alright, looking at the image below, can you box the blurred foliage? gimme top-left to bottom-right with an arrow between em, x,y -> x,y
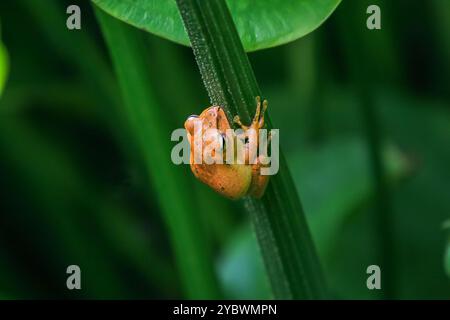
0,21 -> 8,96
0,0 -> 449,299
95,7 -> 222,299
445,221 -> 450,279
218,137 -> 410,299
217,223 -> 271,299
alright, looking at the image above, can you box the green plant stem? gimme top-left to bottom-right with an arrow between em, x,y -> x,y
176,0 -> 326,299
95,7 -> 221,299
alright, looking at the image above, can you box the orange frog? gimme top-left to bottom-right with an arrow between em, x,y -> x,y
184,96 -> 270,199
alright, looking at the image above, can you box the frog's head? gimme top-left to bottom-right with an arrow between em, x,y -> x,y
184,106 -> 229,137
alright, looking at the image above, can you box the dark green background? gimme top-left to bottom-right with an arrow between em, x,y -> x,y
0,0 -> 449,299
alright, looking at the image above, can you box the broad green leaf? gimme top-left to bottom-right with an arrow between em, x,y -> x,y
92,0 -> 341,52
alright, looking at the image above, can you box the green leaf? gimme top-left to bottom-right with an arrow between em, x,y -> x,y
174,0 -> 327,299
92,0 -> 341,52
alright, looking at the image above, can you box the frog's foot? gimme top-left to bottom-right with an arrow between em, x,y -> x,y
234,96 -> 268,130
233,115 -> 249,130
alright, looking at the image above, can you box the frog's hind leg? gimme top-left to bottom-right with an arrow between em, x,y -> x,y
248,156 -> 270,198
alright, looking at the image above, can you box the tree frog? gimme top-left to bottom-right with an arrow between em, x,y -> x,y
184,96 -> 270,200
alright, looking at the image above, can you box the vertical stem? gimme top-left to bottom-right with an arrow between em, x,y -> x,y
176,0 -> 326,299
